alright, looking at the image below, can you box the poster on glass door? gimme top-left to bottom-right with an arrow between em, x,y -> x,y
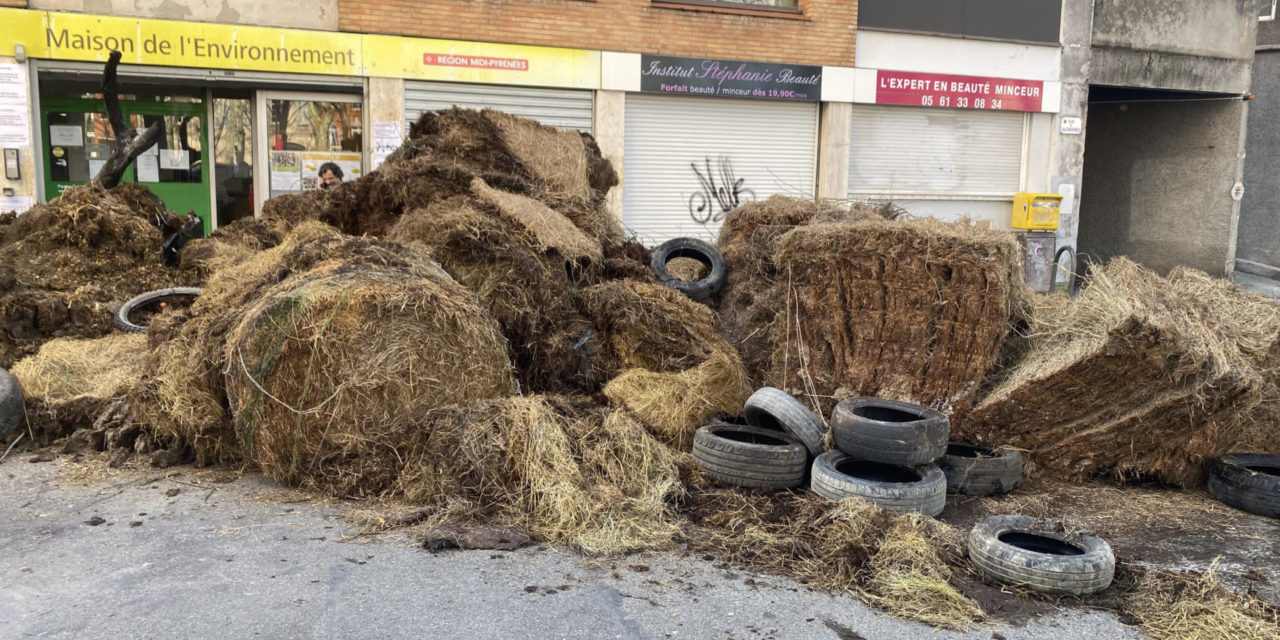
270,151 -> 302,191
300,151 -> 363,190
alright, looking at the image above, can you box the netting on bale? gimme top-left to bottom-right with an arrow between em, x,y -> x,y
957,258 -> 1280,486
768,216 -> 1032,417
0,184 -> 197,367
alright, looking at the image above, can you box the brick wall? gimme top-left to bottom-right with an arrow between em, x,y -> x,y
0,0 -> 29,7
339,0 -> 857,67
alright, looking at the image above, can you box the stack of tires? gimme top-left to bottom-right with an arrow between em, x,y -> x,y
811,398 -> 950,516
690,387 -> 826,490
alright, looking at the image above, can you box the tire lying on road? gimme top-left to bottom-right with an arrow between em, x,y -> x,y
938,442 -> 1023,496
691,422 -> 808,490
830,397 -> 948,465
114,287 -> 203,334
743,387 -> 827,457
968,514 -> 1115,596
1207,454 -> 1280,519
809,450 -> 946,516
0,368 -> 23,441
651,237 -> 727,302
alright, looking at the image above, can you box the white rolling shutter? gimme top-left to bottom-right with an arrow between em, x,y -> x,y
404,81 -> 593,132
623,94 -> 819,245
848,105 -> 1026,198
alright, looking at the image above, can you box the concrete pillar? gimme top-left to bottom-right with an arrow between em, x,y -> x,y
0,56 -> 37,212
364,76 -> 404,170
1047,0 -> 1095,267
817,101 -> 851,201
593,89 -> 625,224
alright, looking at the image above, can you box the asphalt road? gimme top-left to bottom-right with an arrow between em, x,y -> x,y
0,456 -> 1142,640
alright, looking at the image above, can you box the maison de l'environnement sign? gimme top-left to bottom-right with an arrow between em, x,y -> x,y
640,55 -> 822,101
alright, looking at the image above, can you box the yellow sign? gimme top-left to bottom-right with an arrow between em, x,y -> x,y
364,34 -> 600,89
0,8 -> 600,88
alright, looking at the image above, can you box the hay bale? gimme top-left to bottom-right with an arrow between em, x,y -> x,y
715,196 -> 884,386
770,217 -> 1031,416
470,177 -> 602,263
178,216 -> 292,279
959,259 -> 1280,486
387,199 -> 600,393
584,280 -> 751,448
11,334 -> 148,440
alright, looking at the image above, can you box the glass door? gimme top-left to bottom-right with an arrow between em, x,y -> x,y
211,91 -> 254,229
253,91 -> 364,211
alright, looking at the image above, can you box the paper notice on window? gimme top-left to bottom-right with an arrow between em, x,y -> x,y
333,151 -> 362,181
88,158 -> 106,179
159,149 -> 190,170
136,155 -> 160,182
49,125 -> 84,147
372,120 -> 401,170
141,143 -> 159,156
0,63 -> 31,148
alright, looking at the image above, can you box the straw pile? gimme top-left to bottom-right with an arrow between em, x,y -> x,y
767,216 -> 1031,416
957,258 -> 1280,486
584,280 -> 752,449
0,183 -> 197,367
10,333 -> 148,442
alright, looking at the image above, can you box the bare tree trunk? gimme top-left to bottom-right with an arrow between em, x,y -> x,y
92,51 -> 164,190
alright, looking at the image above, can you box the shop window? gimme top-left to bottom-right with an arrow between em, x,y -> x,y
265,98 -> 363,198
132,114 -> 203,184
46,112 -> 117,183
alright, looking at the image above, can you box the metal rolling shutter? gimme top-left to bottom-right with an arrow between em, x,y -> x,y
404,81 -> 594,132
623,94 -> 819,245
848,105 -> 1026,198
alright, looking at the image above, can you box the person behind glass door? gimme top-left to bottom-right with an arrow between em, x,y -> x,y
318,162 -> 344,189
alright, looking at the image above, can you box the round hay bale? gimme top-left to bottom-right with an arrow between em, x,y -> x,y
224,263 -> 515,494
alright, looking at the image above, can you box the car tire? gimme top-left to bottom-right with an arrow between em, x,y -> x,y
743,387 -> 826,457
114,287 -> 202,334
938,442 -> 1023,496
691,422 -> 807,490
0,368 -> 23,441
651,237 -> 727,302
809,451 -> 946,516
830,397 -> 948,465
1207,454 -> 1280,519
968,515 -> 1115,596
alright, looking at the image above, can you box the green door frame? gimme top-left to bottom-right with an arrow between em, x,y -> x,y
40,95 -> 213,234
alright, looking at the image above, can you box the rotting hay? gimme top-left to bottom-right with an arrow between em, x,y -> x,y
223,260 -> 515,494
129,221 -> 475,467
681,490 -> 982,630
387,198 -> 601,393
470,177 -> 602,263
584,280 -> 752,448
10,333 -> 148,441
769,215 -> 1031,417
714,196 -> 853,385
1123,562 -> 1280,640
958,258 -> 1280,487
178,216 -> 292,280
382,395 -> 682,555
0,183 -> 198,367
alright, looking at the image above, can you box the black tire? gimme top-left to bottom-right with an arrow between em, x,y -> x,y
1207,454 -> 1280,519
651,237 -> 727,302
938,442 -> 1023,496
968,515 -> 1115,596
691,422 -> 807,490
0,368 -> 23,442
830,397 -> 948,465
115,287 -> 202,334
743,387 -> 826,457
809,451 -> 946,516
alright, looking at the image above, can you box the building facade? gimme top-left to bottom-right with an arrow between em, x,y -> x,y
0,0 -> 1262,280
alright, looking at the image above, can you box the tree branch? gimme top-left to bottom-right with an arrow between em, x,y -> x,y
93,50 -> 165,190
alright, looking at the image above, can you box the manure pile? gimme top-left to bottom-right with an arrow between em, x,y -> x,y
5,107 -> 1280,638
